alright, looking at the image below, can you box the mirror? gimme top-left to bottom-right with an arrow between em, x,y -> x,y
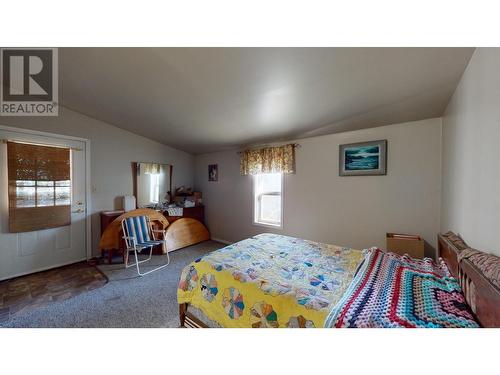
132,162 -> 172,208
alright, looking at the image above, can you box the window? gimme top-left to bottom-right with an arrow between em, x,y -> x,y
7,141 -> 71,233
253,173 -> 283,228
15,180 -> 71,207
149,173 -> 160,203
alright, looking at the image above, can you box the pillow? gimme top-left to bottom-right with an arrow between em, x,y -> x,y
442,231 -> 468,252
458,248 -> 500,289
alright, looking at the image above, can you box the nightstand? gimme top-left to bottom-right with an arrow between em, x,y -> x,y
386,233 -> 424,259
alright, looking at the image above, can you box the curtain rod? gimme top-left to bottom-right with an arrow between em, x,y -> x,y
236,143 -> 300,155
0,139 -> 82,151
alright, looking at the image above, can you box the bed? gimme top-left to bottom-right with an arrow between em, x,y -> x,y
177,233 -> 500,328
178,233 -> 363,327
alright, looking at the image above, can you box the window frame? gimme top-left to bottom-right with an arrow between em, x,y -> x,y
15,179 -> 72,208
252,172 -> 284,229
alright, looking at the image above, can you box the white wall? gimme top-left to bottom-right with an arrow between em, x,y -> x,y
195,118 -> 442,257
441,48 -> 500,256
0,106 -> 194,255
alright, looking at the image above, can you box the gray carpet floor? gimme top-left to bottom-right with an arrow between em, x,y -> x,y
0,240 -> 225,328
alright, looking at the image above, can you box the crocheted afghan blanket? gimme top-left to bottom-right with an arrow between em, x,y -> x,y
324,248 -> 480,328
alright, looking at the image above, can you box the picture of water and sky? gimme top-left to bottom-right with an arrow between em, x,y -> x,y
344,145 -> 380,170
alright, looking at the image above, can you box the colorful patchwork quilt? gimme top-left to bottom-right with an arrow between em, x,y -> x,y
324,248 -> 480,328
177,233 -> 364,328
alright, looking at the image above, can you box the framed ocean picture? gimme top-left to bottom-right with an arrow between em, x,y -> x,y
339,140 -> 387,176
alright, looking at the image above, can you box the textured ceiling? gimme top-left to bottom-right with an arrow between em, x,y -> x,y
59,48 -> 474,154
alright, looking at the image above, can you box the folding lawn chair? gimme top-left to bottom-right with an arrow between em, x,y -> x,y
121,215 -> 170,276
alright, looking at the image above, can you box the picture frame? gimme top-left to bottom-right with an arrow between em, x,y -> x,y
339,140 -> 387,176
208,164 -> 218,181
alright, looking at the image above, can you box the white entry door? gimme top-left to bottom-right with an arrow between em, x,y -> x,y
0,126 -> 89,281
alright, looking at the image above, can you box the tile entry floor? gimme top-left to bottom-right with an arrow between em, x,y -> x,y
0,262 -> 107,324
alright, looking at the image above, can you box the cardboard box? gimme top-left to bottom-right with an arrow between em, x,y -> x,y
386,233 -> 424,259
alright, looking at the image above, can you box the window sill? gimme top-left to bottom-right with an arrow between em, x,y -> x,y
253,221 -> 283,230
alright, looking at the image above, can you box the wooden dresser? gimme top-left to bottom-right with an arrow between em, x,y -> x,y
100,210 -> 125,235
100,210 -> 125,263
163,205 -> 205,225
99,206 -> 206,263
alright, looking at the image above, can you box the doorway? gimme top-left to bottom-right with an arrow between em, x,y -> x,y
0,125 -> 91,281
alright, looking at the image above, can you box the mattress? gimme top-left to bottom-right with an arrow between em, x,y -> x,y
177,233 -> 364,328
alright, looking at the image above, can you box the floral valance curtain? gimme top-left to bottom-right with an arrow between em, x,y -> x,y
240,144 -> 295,175
141,163 -> 161,175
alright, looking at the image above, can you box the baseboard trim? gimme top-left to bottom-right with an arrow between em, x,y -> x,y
211,237 -> 233,245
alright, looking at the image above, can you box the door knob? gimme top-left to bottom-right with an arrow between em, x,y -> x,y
72,208 -> 85,213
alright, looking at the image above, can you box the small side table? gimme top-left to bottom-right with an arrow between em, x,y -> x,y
386,232 -> 424,259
